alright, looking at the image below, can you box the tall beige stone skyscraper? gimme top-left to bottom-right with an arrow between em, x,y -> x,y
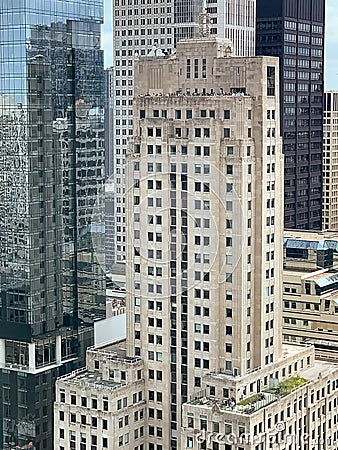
54,37 -> 338,450
107,0 -> 256,265
126,36 -> 283,448
323,91 -> 338,230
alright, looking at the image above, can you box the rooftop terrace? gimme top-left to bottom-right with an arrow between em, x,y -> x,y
137,89 -> 251,99
188,376 -> 312,416
57,368 -> 124,391
187,346 -> 337,416
188,392 -> 278,416
88,342 -> 142,365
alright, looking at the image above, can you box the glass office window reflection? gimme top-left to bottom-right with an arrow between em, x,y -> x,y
0,0 -> 105,447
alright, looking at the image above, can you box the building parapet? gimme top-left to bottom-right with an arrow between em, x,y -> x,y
55,367 -> 88,381
57,369 -> 127,392
87,345 -> 142,365
188,392 -> 279,416
136,90 -> 251,99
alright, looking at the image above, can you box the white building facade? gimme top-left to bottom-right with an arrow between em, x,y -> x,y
207,0 -> 256,56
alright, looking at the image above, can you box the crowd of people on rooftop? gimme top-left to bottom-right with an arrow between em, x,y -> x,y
139,89 -> 249,98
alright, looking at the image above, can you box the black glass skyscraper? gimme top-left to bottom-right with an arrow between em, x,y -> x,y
0,0 -> 105,448
256,0 -> 325,229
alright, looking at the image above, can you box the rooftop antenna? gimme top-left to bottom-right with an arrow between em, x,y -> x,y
199,6 -> 211,38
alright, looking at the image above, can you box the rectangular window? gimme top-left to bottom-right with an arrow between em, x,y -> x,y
267,66 -> 276,96
186,59 -> 191,79
194,59 -> 199,78
202,58 -> 207,78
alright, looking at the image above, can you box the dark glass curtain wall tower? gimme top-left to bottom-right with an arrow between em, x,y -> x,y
256,0 -> 325,230
0,1 -> 105,448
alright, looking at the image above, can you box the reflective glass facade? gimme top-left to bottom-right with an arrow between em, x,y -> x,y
0,0 -> 105,447
256,0 -> 325,230
174,0 -> 204,43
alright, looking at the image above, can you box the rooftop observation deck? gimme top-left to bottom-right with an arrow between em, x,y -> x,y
187,346 -> 338,416
137,88 -> 252,99
188,392 -> 279,416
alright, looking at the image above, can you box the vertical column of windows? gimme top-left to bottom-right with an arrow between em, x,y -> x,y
265,107 -> 277,364
169,163 -> 177,448
194,59 -> 198,79
186,59 -> 191,79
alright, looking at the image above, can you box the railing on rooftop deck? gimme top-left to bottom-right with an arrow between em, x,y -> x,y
188,376 -> 313,415
138,91 -> 251,98
56,367 -> 87,380
87,346 -> 142,365
188,393 -> 278,416
208,364 -> 262,379
315,353 -> 338,363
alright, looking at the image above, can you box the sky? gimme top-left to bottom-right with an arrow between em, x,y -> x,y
102,0 -> 338,90
102,0 -> 113,67
325,0 -> 338,89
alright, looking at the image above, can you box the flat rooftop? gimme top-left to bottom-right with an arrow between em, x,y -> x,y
282,346 -> 338,380
94,340 -> 127,353
301,361 -> 338,380
284,230 -> 338,242
187,346 -> 338,416
305,271 -> 336,281
57,368 -> 124,391
304,271 -> 338,289
88,341 -> 143,365
285,229 -> 338,242
207,344 -> 312,383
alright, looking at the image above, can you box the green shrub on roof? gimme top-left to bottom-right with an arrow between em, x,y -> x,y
238,393 -> 264,407
278,376 -> 308,395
